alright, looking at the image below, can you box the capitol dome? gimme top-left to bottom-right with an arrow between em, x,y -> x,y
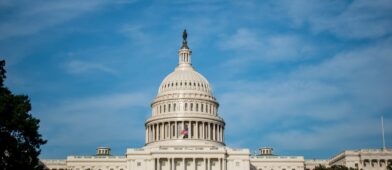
157,64 -> 213,97
145,30 -> 225,147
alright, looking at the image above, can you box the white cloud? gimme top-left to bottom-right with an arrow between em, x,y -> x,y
265,116 -> 392,151
280,0 -> 392,39
65,60 -> 117,75
219,28 -> 317,67
37,91 -> 152,157
0,0 -> 132,40
219,38 -> 392,151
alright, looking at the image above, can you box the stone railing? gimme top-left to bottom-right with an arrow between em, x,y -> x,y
251,156 -> 304,161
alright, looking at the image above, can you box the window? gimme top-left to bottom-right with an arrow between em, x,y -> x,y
164,105 -> 166,112
190,103 -> 193,111
196,103 -> 198,111
137,162 -> 141,166
201,104 -> 204,112
173,104 -> 176,111
185,103 -> 188,111
168,104 -> 171,112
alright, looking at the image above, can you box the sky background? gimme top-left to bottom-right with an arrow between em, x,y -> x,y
1,0 -> 392,159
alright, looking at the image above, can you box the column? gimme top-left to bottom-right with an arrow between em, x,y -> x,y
157,123 -> 160,140
169,122 -> 172,139
160,123 -> 163,140
204,158 -> 206,170
195,122 -> 199,139
219,125 -> 221,142
193,158 -> 196,170
150,125 -> 153,142
146,127 -> 148,143
222,126 -> 224,142
212,124 -> 215,141
175,121 -> 178,139
171,158 -> 174,170
157,158 -> 160,170
219,158 -> 222,170
217,125 -> 220,142
202,122 -> 205,139
164,123 -> 166,139
183,158 -> 185,170
152,124 -> 155,141
207,158 -> 210,170
223,159 -> 226,170
208,123 -> 211,140
189,121 -> 193,139
158,123 -> 161,140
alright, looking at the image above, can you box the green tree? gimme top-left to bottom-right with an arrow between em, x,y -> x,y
0,60 -> 47,170
315,165 -> 328,170
330,165 -> 349,170
387,163 -> 392,170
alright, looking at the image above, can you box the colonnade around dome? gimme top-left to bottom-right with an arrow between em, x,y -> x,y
145,119 -> 225,144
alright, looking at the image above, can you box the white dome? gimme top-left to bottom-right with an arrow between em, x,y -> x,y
157,66 -> 213,96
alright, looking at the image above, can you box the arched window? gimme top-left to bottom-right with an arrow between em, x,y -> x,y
168,104 -> 171,112
173,103 -> 176,111
159,106 -> 162,113
185,103 -> 188,111
190,103 -> 193,111
164,105 -> 166,112
201,104 -> 204,112
196,103 -> 199,111
206,105 -> 209,113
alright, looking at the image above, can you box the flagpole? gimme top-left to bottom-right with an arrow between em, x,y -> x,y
381,116 -> 386,151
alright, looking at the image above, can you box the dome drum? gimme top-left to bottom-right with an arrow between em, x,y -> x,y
151,99 -> 219,116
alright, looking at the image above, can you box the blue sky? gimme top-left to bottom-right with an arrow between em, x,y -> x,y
1,0 -> 392,159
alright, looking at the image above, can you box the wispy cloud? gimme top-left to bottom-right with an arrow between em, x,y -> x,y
65,60 -> 117,75
280,0 -> 392,39
219,28 -> 318,68
38,91 -> 152,158
220,38 -> 392,155
265,116 -> 392,151
0,0 -> 124,40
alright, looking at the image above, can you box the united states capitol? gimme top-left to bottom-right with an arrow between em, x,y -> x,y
42,31 -> 392,170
